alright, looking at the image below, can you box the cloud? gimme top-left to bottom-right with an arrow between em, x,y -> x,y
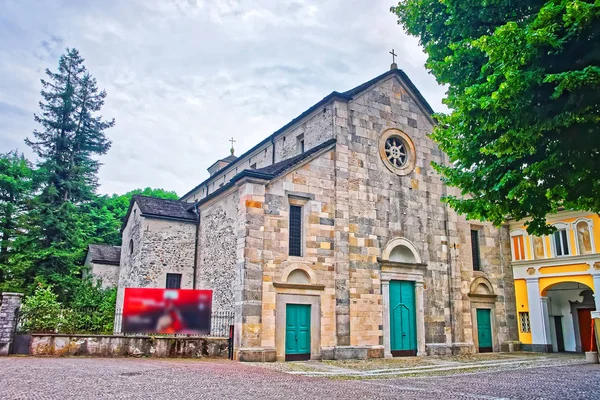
0,0 -> 447,196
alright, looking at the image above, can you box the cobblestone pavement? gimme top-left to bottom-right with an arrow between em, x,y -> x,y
0,357 -> 598,400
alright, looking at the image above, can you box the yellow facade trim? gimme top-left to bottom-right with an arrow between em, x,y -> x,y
514,279 -> 532,344
538,264 -> 590,275
539,275 -> 595,295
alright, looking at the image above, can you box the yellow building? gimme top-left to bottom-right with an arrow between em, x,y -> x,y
510,211 -> 600,352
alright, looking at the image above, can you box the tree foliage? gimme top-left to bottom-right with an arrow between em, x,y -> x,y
0,152 -> 34,267
19,285 -> 62,333
0,48 -> 180,320
8,48 -> 116,300
91,188 -> 179,245
392,0 -> 600,234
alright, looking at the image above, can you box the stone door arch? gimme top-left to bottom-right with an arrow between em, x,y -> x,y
379,237 -> 426,357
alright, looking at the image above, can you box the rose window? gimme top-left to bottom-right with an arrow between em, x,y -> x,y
379,129 -> 416,176
385,137 -> 408,168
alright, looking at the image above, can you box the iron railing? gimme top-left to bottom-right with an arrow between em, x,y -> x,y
113,309 -> 234,338
18,307 -> 234,338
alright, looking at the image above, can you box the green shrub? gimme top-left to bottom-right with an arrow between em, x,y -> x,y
20,285 -> 62,333
20,281 -> 117,334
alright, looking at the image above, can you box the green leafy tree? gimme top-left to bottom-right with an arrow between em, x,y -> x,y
392,0 -> 600,234
89,188 -> 179,246
0,151 -> 35,290
17,48 -> 115,300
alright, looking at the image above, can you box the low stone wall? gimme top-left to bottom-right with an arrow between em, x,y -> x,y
29,334 -> 229,358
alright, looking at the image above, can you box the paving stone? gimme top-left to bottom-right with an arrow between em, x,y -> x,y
0,357 -> 598,400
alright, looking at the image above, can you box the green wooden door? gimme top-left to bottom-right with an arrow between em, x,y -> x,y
477,309 -> 493,353
285,304 -> 311,361
389,280 -> 417,356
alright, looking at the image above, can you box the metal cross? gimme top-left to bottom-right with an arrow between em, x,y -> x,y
390,48 -> 397,64
229,137 -> 236,148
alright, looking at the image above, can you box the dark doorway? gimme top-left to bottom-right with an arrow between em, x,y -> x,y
554,316 -> 565,352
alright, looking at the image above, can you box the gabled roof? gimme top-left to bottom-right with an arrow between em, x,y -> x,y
87,244 -> 121,265
120,195 -> 198,232
193,139 -> 337,208
207,154 -> 238,171
133,195 -> 197,221
180,68 -> 433,201
341,69 -> 435,115
253,138 -> 336,176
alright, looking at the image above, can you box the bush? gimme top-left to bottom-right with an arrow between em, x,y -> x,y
20,285 -> 62,333
19,281 -> 117,334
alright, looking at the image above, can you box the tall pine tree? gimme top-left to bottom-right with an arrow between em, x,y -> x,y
20,48 -> 115,299
0,151 -> 34,291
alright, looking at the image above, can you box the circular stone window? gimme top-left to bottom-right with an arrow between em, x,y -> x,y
379,129 -> 416,175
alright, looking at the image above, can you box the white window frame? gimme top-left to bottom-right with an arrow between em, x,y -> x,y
573,218 -> 595,255
550,222 -> 571,257
509,229 -> 528,261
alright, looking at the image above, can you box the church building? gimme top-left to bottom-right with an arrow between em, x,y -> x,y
114,64 -> 519,361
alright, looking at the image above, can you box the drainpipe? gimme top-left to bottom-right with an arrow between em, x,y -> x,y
442,152 -> 457,352
192,204 -> 200,290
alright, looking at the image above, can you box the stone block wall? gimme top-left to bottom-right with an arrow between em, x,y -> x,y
234,179 -> 268,351
329,75 -> 517,353
86,262 -> 120,289
197,191 -> 239,312
0,292 -> 23,356
183,104 -> 334,202
273,106 -> 334,162
332,76 -> 452,349
260,149 -> 338,350
116,200 -> 197,325
29,334 -> 228,358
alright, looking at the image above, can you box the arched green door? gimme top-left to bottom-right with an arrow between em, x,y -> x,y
390,280 -> 417,356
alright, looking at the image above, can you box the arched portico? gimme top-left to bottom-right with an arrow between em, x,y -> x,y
542,281 -> 596,352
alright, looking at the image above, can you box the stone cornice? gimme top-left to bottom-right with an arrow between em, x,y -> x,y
272,282 -> 325,291
377,259 -> 427,269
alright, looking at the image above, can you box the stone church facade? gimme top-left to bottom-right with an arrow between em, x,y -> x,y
114,67 -> 519,361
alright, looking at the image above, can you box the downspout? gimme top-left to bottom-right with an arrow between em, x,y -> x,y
442,152 -> 457,352
192,203 -> 200,290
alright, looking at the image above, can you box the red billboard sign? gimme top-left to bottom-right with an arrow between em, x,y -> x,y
122,288 -> 212,334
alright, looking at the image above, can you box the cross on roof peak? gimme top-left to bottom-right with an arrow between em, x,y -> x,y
389,48 -> 398,70
229,137 -> 236,155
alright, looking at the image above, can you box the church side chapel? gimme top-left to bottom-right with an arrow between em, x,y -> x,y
114,59 -> 519,361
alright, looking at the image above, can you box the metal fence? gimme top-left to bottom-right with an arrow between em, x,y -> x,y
18,308 -> 234,338
113,309 -> 234,338
17,307 -> 115,335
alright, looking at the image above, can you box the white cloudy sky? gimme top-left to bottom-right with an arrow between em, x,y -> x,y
0,0 -> 446,196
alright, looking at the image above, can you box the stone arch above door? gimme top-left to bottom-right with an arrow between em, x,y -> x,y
469,277 -> 495,297
382,238 -> 422,264
281,265 -> 316,284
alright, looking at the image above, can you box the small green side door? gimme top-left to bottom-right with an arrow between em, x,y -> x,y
390,280 -> 417,356
285,304 -> 311,361
476,308 -> 493,353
